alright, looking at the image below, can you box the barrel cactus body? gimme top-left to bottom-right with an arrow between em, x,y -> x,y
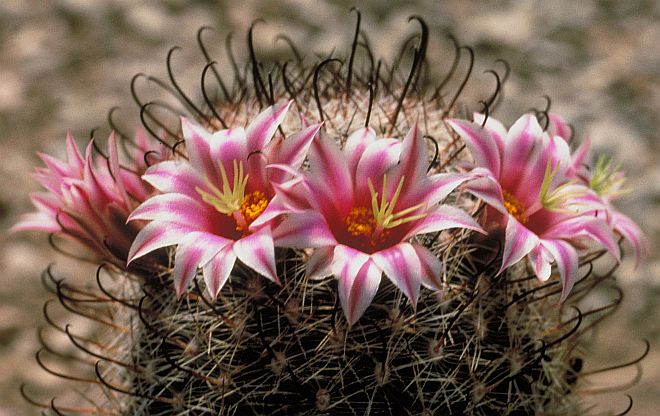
18,13 -> 645,416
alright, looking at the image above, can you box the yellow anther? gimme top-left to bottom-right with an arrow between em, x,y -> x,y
237,191 -> 269,231
345,207 -> 376,237
503,190 -> 528,224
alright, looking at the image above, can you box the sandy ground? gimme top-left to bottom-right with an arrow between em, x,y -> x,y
1,1 -> 658,414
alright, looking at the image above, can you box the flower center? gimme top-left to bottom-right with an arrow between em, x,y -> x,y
345,207 -> 377,237
196,159 -> 269,231
503,190 -> 528,224
368,174 -> 427,231
505,160 -> 587,223
343,174 -> 427,247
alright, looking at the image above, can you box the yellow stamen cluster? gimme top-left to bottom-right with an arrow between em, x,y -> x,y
195,159 -> 269,232
344,175 -> 427,245
345,207 -> 376,237
502,190 -> 527,224
368,174 -> 427,232
238,191 -> 269,231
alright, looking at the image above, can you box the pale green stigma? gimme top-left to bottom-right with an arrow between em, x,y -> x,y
590,154 -> 628,198
367,174 -> 427,232
196,160 -> 249,215
539,160 -> 585,212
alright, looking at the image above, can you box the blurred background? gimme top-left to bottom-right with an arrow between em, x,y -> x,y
1,0 -> 657,414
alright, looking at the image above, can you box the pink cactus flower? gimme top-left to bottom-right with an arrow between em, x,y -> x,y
12,130 -> 167,269
448,114 -> 621,301
127,101 -> 322,298
271,124 -> 485,325
546,114 -> 648,264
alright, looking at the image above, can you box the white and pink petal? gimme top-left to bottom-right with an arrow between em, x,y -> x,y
611,211 -> 648,266
245,100 -> 293,153
202,244 -> 237,298
567,138 -> 591,179
233,226 -> 278,284
372,243 -> 422,309
332,245 -> 380,326
541,239 -> 579,302
248,195 -> 292,229
307,133 -> 354,216
142,160 -> 207,198
499,215 -> 540,274
305,247 -> 335,280
501,114 -> 544,190
209,127 -> 248,183
128,193 -> 214,231
413,244 -> 444,290
424,168 -> 491,206
246,150 -> 270,194
10,212 -> 61,233
181,117 -> 216,179
127,222 -> 197,264
107,132 -> 131,207
527,244 -> 552,282
344,127 -> 377,174
268,175 -> 313,212
446,118 -> 501,178
266,123 -> 322,178
471,113 -> 507,156
543,216 -> 620,261
547,113 -> 572,142
404,204 -> 484,239
462,175 -> 507,215
172,232 -> 228,297
65,131 -> 85,172
354,138 -> 402,198
388,123 -> 428,188
272,210 -> 337,249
